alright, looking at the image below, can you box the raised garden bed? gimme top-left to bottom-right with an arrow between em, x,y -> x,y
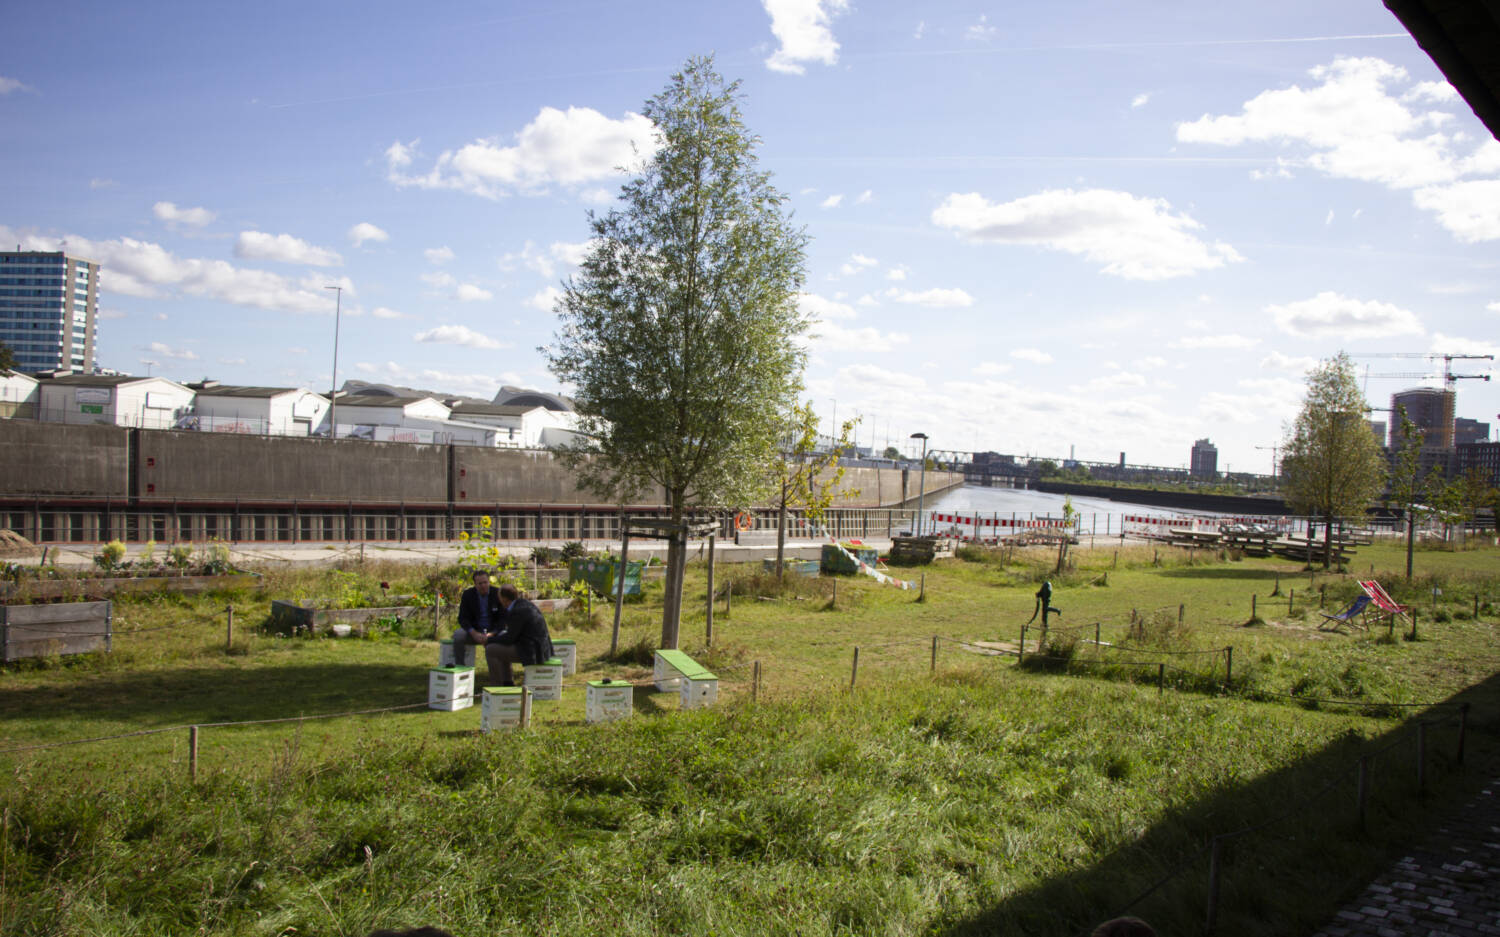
1,600 -> 112,661
268,600 -> 431,636
1,573 -> 262,602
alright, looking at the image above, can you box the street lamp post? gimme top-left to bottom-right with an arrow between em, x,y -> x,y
325,285 -> 342,440
911,432 -> 929,536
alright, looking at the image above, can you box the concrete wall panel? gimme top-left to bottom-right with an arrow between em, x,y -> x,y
0,421 -> 127,496
138,432 -> 449,503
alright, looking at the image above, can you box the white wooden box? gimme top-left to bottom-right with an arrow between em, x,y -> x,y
523,657 -> 564,702
438,639 -> 476,668
428,666 -> 475,711
481,687 -> 524,731
552,638 -> 577,676
586,679 -> 633,723
680,673 -> 718,710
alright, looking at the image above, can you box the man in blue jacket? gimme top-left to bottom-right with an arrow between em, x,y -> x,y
484,584 -> 555,686
451,570 -> 503,672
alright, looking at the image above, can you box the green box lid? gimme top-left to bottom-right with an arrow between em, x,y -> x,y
688,671 -> 717,681
439,638 -> 453,645
588,678 -> 631,689
431,666 -> 474,674
484,686 -> 523,695
552,638 -> 576,646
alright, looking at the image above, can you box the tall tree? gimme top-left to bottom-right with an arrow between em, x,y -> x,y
0,340 -> 16,376
770,403 -> 858,578
547,57 -> 809,649
1280,352 -> 1387,569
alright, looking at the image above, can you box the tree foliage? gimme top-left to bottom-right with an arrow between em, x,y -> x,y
546,56 -> 809,647
0,340 -> 15,376
1280,353 -> 1386,568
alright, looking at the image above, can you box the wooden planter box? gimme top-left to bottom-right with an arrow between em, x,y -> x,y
269,600 -> 432,636
1,573 -> 262,602
1,601 -> 112,661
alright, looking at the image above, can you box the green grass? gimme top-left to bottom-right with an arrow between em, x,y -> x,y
1,542 -> 1498,935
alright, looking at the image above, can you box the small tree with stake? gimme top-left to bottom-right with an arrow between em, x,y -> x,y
770,402 -> 859,578
546,57 -> 810,650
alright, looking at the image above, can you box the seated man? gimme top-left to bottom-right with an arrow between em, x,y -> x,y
451,570 -> 503,672
484,584 -> 556,687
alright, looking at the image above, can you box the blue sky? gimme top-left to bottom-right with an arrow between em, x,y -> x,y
3,0 -> 1497,471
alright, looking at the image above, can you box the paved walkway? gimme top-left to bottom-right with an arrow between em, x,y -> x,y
1310,775 -> 1500,937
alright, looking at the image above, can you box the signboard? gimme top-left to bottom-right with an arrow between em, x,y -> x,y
75,388 -> 110,404
79,404 -> 104,415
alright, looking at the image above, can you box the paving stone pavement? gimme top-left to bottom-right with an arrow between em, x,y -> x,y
1309,777 -> 1499,937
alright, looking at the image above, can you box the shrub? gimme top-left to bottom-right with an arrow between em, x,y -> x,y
93,539 -> 127,573
560,541 -> 588,561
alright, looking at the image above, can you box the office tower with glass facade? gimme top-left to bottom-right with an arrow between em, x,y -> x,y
0,250 -> 99,373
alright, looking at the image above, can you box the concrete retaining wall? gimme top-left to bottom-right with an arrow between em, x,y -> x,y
0,421 -> 127,497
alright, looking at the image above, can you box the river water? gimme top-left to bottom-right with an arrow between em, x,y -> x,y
919,484 -> 1216,539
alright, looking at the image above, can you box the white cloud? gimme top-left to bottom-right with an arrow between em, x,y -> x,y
0,224 -> 344,314
0,76 -> 32,95
220,357 -> 247,366
1325,209 -> 1334,225
1259,350 -> 1318,372
385,106 -> 656,199
152,201 -> 215,228
1489,301 -> 1500,314
287,347 -> 308,355
1087,371 -> 1148,390
838,253 -> 877,275
348,222 -> 389,247
1403,80 -> 1459,104
421,271 -> 457,290
425,246 -> 455,265
1428,332 -> 1499,357
525,286 -> 563,311
353,361 -> 521,399
763,0 -> 850,75
810,321 -> 911,353
455,283 -> 493,302
371,306 -> 408,320
798,292 -> 857,320
820,194 -> 844,209
884,286 -> 974,308
501,239 -> 594,278
1412,180 -> 1500,242
235,231 -> 342,267
153,313 -> 167,321
932,188 -> 1242,280
414,325 -> 504,349
973,361 -> 1011,376
1168,334 -> 1260,349
1196,392 -> 1265,424
89,178 -> 116,190
1266,291 -> 1423,339
1011,348 -> 1054,365
885,266 -> 908,281
146,341 -> 198,361
856,189 -> 873,204
965,14 -> 997,41
856,293 -> 879,307
1131,92 -> 1151,109
1136,355 -> 1167,370
97,308 -> 126,320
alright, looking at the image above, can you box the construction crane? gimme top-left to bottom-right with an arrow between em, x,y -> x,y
1254,444 -> 1280,480
1354,352 -> 1494,391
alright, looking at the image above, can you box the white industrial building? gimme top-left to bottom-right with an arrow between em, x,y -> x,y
37,374 -> 195,429
445,401 -> 580,449
0,371 -> 38,419
186,384 -> 330,436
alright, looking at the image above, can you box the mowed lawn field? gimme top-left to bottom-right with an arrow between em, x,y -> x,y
1,540 -> 1497,936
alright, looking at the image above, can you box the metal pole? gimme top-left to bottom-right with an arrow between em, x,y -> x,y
915,436 -> 929,535
930,634 -> 938,673
225,604 -> 233,652
325,285 -> 342,439
851,646 -> 860,689
189,725 -> 199,781
1225,646 -> 1233,688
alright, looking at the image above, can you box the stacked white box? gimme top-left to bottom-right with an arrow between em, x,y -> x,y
680,673 -> 718,710
438,639 -> 476,668
523,657 -> 564,701
428,666 -> 475,711
481,687 -> 524,732
552,638 -> 577,676
585,679 -> 633,723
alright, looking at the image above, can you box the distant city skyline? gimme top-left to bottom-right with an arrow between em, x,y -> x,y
2,0 -> 1496,471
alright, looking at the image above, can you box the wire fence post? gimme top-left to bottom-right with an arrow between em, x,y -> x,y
1288,589 -> 1294,615
1018,626 -> 1026,665
1157,662 -> 1165,695
1416,721 -> 1427,793
1224,646 -> 1233,689
752,660 -> 761,702
225,604 -> 234,653
1205,836 -> 1224,935
1178,603 -> 1184,625
705,533 -> 715,647
1357,755 -> 1371,832
1094,621 -> 1101,652
189,725 -> 199,781
930,635 -> 938,674
432,593 -> 441,641
1251,594 -> 1257,619
850,646 -> 860,690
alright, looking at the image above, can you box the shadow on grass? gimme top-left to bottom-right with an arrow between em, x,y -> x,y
1158,567 -> 1303,581
0,661 -> 432,728
939,670 -> 1500,937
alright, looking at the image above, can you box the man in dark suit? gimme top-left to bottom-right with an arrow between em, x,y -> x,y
484,583 -> 555,686
451,570 -> 503,674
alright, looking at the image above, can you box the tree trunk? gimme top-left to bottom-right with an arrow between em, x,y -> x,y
1405,507 -> 1415,582
775,481 -> 788,580
661,495 -> 686,650
1322,512 -> 1334,570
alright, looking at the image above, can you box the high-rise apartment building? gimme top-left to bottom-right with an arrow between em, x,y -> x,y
1390,387 -> 1455,448
1190,438 -> 1217,478
0,250 -> 99,374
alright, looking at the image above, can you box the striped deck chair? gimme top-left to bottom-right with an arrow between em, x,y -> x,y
1318,594 -> 1371,632
1358,580 -> 1412,629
